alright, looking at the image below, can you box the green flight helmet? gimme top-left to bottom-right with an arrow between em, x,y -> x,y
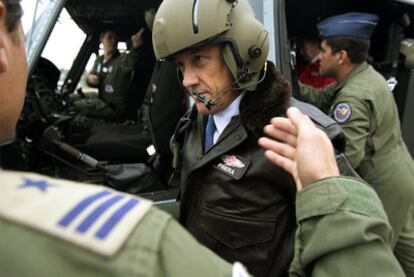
152,0 -> 269,91
400,38 -> 414,69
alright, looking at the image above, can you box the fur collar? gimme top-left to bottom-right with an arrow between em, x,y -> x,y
240,61 -> 292,136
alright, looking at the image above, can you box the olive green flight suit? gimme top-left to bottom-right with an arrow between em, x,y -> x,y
75,47 -> 144,119
300,62 -> 414,275
0,171 -> 404,276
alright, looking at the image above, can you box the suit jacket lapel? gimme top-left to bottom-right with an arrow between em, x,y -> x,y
194,115 -> 248,170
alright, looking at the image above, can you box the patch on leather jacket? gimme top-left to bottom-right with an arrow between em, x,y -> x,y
212,154 -> 249,180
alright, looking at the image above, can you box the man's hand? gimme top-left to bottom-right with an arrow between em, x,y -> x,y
87,74 -> 99,86
258,107 -> 339,191
131,28 -> 145,49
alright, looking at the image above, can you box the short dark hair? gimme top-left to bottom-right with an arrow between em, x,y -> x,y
325,36 -> 371,64
1,0 -> 23,34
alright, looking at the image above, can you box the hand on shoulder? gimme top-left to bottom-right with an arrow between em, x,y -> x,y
258,107 -> 339,190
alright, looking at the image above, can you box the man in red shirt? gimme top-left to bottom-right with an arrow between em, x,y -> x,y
297,38 -> 335,88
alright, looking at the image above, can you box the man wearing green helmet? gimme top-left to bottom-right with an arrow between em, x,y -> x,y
153,0 -> 295,275
151,0 -> 373,275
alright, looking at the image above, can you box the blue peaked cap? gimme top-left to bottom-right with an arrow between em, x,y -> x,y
317,12 -> 379,40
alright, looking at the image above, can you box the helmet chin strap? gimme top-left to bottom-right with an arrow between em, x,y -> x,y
185,61 -> 268,111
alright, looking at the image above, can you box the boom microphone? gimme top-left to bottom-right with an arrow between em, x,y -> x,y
189,88 -> 214,110
189,83 -> 235,110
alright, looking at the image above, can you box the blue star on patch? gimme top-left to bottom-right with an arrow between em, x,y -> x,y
18,178 -> 56,192
333,102 -> 352,123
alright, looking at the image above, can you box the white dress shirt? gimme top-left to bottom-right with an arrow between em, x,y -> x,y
211,92 -> 245,144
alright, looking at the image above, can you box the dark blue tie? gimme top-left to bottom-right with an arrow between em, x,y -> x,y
204,115 -> 216,152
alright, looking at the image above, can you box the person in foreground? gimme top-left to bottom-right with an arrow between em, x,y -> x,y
0,0 -> 405,276
152,1 -> 295,275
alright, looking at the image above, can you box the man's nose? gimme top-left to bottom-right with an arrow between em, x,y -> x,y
182,68 -> 199,89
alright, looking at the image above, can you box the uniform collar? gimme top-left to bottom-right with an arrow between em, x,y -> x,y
212,92 -> 245,142
103,50 -> 120,65
335,62 -> 369,91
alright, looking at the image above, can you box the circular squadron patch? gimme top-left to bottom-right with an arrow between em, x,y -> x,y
333,102 -> 352,123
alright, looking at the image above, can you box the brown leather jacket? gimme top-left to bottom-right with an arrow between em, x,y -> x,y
179,63 -> 296,277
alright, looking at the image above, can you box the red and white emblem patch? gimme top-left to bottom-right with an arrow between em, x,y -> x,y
213,154 -> 250,180
222,155 -> 246,168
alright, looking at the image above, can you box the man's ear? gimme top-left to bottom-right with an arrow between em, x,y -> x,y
0,1 -> 8,73
337,50 -> 348,65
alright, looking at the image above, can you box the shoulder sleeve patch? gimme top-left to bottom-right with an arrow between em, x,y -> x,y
0,170 -> 152,256
332,102 -> 352,123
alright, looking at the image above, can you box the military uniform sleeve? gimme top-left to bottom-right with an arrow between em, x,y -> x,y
298,82 -> 337,112
331,96 -> 372,168
289,177 -> 405,277
158,214 -> 238,277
